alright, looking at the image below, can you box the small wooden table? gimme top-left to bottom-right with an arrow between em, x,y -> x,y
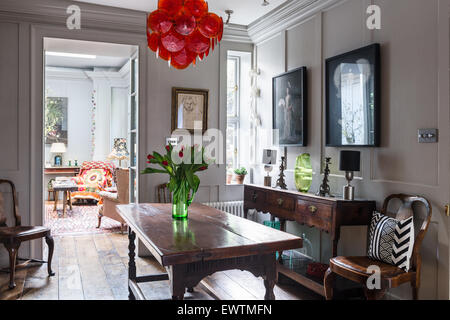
52,181 -> 78,217
117,203 -> 303,300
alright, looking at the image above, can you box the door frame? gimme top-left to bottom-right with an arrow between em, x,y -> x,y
30,24 -> 148,259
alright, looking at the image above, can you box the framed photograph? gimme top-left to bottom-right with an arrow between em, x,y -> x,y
171,87 -> 209,134
325,43 -> 380,147
272,67 -> 307,146
45,97 -> 68,145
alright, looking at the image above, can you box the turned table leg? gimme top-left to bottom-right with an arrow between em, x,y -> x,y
263,254 -> 277,300
128,227 -> 136,300
62,191 -> 67,218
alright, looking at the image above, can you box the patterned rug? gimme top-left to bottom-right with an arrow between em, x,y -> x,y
45,203 -> 123,236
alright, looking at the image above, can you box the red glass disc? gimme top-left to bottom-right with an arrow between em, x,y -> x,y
158,0 -> 183,16
147,32 -> 159,52
198,13 -> 222,38
184,0 -> 208,19
186,30 -> 210,54
174,12 -> 196,36
161,29 -> 186,53
148,10 -> 173,34
171,48 -> 196,67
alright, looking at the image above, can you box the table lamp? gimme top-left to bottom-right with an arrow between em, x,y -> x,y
262,149 -> 277,187
107,138 -> 129,168
50,143 -> 66,167
339,150 -> 360,200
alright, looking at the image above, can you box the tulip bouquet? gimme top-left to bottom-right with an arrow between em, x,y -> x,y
142,144 -> 209,219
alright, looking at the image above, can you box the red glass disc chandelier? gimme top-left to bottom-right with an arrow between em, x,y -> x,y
147,0 -> 224,70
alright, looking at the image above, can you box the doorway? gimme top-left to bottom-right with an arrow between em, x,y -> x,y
42,38 -> 139,236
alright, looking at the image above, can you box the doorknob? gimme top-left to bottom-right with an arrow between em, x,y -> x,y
445,204 -> 450,217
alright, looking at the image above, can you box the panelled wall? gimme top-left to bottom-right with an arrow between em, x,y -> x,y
253,0 -> 449,299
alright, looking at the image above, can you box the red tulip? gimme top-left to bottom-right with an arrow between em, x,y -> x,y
199,166 -> 207,171
165,145 -> 171,152
162,160 -> 169,166
147,155 -> 155,160
179,151 -> 184,158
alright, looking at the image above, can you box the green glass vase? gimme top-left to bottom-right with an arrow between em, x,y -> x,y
295,153 -> 313,193
172,180 -> 191,220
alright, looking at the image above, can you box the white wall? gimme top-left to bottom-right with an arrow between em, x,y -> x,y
45,69 -> 93,165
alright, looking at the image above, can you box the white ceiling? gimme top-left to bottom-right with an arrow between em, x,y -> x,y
73,0 -> 289,26
44,38 -> 136,69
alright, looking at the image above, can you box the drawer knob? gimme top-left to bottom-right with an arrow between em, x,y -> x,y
277,198 -> 284,206
252,192 -> 258,202
308,205 -> 318,214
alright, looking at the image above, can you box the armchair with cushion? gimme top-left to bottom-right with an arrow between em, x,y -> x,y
70,161 -> 115,203
97,168 -> 129,231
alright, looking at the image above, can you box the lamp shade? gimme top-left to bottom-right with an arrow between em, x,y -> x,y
339,150 -> 361,172
107,138 -> 129,161
50,143 -> 66,153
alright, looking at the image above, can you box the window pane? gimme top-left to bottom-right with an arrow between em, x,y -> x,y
227,58 -> 237,117
226,122 -> 238,171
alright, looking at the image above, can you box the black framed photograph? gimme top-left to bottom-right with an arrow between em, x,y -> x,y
171,87 -> 209,134
325,43 -> 380,147
272,67 -> 307,146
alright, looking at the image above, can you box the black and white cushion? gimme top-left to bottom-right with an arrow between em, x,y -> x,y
368,212 -> 414,271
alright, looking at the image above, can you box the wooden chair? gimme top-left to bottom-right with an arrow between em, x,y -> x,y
157,183 -> 171,203
324,194 -> 432,300
0,179 -> 55,289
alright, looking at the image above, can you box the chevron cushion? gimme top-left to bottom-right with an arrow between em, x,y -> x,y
368,212 -> 415,271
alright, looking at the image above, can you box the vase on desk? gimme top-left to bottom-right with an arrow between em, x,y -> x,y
295,153 -> 313,193
171,180 -> 192,220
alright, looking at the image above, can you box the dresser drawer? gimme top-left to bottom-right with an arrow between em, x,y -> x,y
244,188 -> 266,206
296,199 -> 333,232
266,192 -> 295,212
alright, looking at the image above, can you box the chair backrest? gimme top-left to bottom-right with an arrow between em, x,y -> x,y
381,194 -> 432,272
157,183 -> 171,203
116,169 -> 129,204
0,180 -> 21,227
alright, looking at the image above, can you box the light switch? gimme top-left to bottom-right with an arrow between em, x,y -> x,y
418,129 -> 438,143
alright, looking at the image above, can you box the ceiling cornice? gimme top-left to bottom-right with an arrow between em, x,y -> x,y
223,23 -> 252,44
248,0 -> 340,44
0,0 -> 147,34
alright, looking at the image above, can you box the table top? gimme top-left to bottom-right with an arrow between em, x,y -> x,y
117,203 -> 303,266
52,180 -> 78,191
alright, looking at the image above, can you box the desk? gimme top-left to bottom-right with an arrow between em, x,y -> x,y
244,184 -> 376,296
117,203 -> 303,300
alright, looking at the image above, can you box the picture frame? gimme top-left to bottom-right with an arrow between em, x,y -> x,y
325,43 -> 380,147
272,66 -> 307,147
45,97 -> 68,145
171,87 -> 209,134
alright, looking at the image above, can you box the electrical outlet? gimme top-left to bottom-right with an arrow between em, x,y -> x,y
418,129 -> 438,143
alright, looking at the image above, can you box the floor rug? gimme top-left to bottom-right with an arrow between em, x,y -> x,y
45,203 -> 123,236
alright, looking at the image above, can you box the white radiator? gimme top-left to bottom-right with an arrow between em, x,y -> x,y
203,201 -> 245,218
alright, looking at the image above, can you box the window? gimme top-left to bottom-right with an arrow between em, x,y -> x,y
226,55 -> 240,173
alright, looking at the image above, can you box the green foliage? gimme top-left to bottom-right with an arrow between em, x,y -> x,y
141,144 -> 209,204
234,167 -> 248,176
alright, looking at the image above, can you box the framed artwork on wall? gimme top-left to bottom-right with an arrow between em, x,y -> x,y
45,97 -> 68,145
272,66 -> 307,147
171,87 -> 209,134
325,43 -> 381,147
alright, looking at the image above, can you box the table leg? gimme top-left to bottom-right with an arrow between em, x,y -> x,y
128,227 -> 136,300
62,191 -> 67,218
263,254 -> 277,300
169,265 -> 185,300
53,192 -> 58,211
68,192 -> 73,210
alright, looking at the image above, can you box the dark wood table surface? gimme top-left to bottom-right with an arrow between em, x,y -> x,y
117,203 -> 303,300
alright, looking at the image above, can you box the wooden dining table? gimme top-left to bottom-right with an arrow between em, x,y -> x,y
116,203 -> 303,300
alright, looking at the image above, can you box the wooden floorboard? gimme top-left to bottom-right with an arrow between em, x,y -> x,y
1,233 -> 322,300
